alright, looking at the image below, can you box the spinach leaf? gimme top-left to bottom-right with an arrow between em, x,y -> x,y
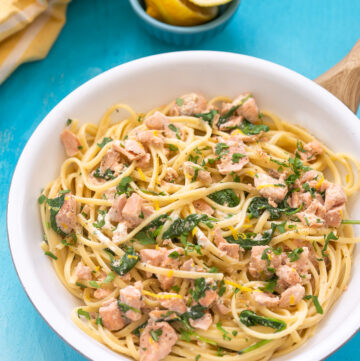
116,176 -> 133,197
46,194 -> 66,236
260,277 -> 278,293
132,321 -> 148,337
208,189 -> 240,207
189,278 -> 210,302
239,119 -> 269,135
194,109 -> 218,127
150,329 -> 162,342
134,214 -> 169,245
225,223 -> 278,250
110,247 -> 139,276
240,310 -> 286,331
248,197 -> 299,220
162,214 -> 215,239
238,339 -> 272,354
181,304 -> 207,325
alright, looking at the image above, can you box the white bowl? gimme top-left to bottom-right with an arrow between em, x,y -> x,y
7,51 -> 360,361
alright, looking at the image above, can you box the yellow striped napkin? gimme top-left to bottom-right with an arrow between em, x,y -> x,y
0,0 -> 71,84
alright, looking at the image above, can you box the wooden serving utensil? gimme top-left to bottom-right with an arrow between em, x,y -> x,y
315,39 -> 360,114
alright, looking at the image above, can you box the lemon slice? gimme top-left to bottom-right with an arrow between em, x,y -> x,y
145,0 -> 218,26
188,0 -> 232,6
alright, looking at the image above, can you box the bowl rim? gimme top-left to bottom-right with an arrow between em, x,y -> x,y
129,0 -> 241,34
7,50 -> 360,361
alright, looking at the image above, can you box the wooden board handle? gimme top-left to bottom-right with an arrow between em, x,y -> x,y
315,39 -> 360,114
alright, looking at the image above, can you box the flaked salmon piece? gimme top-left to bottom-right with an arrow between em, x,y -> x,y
149,310 -> 179,321
159,296 -> 187,314
214,300 -> 230,315
300,141 -> 323,162
122,193 -> 144,228
199,289 -> 218,308
193,199 -> 214,216
298,198 -> 326,228
219,242 -> 240,260
222,93 -> 259,123
324,207 -> 342,227
213,227 -> 226,246
112,222 -> 128,243
145,111 -> 169,130
75,262 -> 92,281
215,137 -> 249,175
102,187 -> 117,201
119,283 -> 143,322
276,265 -> 301,288
55,194 -> 77,234
136,153 -> 151,168
252,292 -> 279,308
324,183 -> 347,210
218,115 -> 243,131
189,312 -> 212,330
99,298 -> 127,331
113,139 -> 146,162
254,173 -> 287,206
109,194 -> 127,223
300,170 -> 323,189
279,284 -> 305,307
249,246 -> 285,279
142,203 -> 155,219
140,247 -> 183,290
94,288 -> 113,299
136,130 -> 164,147
164,168 -> 178,183
286,247 -> 310,275
61,128 -> 81,157
100,149 -> 123,175
139,321 -> 177,361
169,93 -> 207,116
183,161 -> 212,185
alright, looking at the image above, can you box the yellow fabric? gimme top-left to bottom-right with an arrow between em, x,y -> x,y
0,0 -> 70,84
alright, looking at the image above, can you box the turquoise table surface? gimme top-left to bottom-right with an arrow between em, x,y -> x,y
1,0 -> 360,360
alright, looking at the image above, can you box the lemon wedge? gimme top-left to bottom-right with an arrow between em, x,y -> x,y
188,0 -> 232,6
145,0 -> 218,26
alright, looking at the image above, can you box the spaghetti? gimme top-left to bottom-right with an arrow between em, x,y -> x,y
38,92 -> 360,361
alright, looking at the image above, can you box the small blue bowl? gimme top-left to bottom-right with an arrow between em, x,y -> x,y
129,0 -> 241,46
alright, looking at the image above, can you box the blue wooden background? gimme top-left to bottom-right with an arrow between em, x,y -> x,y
1,0 -> 359,360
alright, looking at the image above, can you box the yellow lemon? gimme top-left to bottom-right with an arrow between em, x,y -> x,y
145,0 -> 218,26
188,0 -> 232,6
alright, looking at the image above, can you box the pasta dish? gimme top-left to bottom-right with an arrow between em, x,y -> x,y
38,92 -> 360,361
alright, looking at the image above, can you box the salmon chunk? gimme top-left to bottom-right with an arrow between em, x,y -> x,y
189,312 -> 212,330
193,199 -> 214,216
222,93 -> 259,123
279,284 -> 305,307
183,161 -> 212,185
109,194 -> 127,223
61,129 -> 81,157
119,283 -> 143,321
324,183 -> 347,210
145,111 -> 169,130
215,137 -> 249,175
169,93 -> 207,116
55,194 -> 77,234
252,292 -> 280,308
75,262 -> 92,281
300,141 -> 323,162
113,139 -> 146,162
99,298 -> 127,331
199,289 -> 218,308
159,297 -> 187,314
254,173 -> 287,206
249,246 -> 285,279
122,193 -> 144,228
164,168 -> 178,183
139,321 -> 177,361
100,148 -> 123,175
136,130 -> 164,147
94,288 -> 112,299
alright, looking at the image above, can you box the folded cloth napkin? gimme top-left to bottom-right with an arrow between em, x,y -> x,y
0,0 -> 71,84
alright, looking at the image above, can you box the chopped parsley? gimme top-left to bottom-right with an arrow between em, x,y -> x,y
97,137 -> 113,148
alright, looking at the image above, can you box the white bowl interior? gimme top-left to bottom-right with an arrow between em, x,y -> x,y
8,51 -> 360,361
